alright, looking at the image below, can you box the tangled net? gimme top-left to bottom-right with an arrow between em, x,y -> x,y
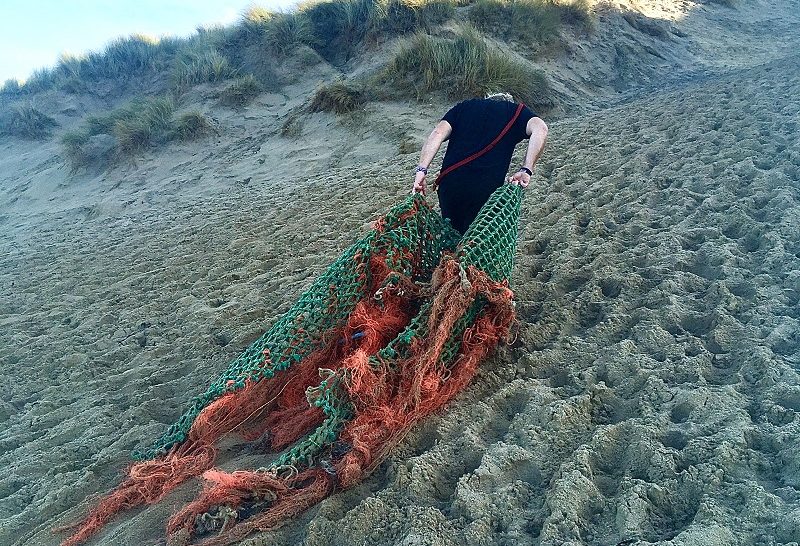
59,183 -> 524,546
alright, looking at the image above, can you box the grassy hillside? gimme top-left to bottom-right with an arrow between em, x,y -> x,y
0,0 -> 596,168
2,0 -> 760,172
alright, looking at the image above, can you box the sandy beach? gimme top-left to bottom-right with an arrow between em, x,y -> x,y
1,1 -> 799,545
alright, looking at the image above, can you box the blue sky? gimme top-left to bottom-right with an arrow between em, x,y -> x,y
0,0 -> 299,82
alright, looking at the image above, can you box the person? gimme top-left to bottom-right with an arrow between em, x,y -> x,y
412,92 -> 549,233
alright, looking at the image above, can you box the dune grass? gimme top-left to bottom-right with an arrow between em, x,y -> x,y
298,0 -> 455,62
310,80 -> 366,114
1,78 -> 21,95
2,35 -> 179,97
280,111 -> 305,138
263,12 -> 315,55
469,0 -> 592,47
0,103 -> 59,139
4,0 -> 573,161
0,0 -> 573,100
240,6 -> 275,36
381,25 -> 552,107
217,75 -> 263,108
172,111 -> 216,141
299,0 -> 379,63
85,35 -> 175,79
112,96 -> 176,154
61,130 -> 96,166
171,47 -> 237,90
61,96 -> 213,167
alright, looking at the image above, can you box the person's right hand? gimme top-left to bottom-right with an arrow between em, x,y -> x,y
412,171 -> 427,195
509,170 -> 531,188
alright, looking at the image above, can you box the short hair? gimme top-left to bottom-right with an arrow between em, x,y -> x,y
484,91 -> 515,102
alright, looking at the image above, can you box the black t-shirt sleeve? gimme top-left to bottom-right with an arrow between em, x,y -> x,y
516,105 -> 537,140
441,101 -> 464,130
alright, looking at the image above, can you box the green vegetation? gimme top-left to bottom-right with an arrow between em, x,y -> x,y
16,68 -> 59,95
0,103 -> 58,139
299,0 -> 455,62
469,0 -> 592,47
310,80 -> 366,114
61,131 -> 95,166
61,96 -> 213,167
171,47 -> 236,89
1,35 -> 178,96
0,0 -> 589,102
299,0 -> 379,63
280,112 -> 305,138
554,0 -> 593,28
87,34 -> 173,78
112,96 -> 176,154
381,25 -> 552,107
1,78 -> 21,94
263,12 -> 314,55
218,75 -> 263,108
1,0 -> 597,166
173,111 -> 216,141
240,6 -> 274,36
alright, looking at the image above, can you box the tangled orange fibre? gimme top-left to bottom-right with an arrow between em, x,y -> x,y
60,248 -> 514,546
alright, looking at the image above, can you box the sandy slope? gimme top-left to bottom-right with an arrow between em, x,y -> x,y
1,2 -> 799,545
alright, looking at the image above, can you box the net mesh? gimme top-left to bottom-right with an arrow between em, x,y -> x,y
137,195 -> 461,460
61,183 -> 523,546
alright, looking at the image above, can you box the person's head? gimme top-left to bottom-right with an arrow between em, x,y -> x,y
484,91 -> 515,102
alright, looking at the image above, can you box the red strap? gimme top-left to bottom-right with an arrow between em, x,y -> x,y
434,102 -> 525,190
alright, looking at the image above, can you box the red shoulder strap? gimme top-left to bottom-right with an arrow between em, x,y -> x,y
433,102 -> 525,190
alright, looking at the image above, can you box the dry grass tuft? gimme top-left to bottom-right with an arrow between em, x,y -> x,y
172,47 -> 236,89
217,75 -> 263,108
61,130 -> 94,166
263,12 -> 315,55
172,111 -> 215,141
280,111 -> 305,137
112,96 -> 176,154
241,6 -> 275,36
310,80 -> 366,114
557,0 -> 593,28
299,0 -> 455,63
1,78 -> 22,96
469,0 -> 593,48
61,96 -> 213,168
0,103 -> 59,139
381,25 -> 552,107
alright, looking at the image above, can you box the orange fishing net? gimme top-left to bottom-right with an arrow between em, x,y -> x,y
60,183 -> 523,546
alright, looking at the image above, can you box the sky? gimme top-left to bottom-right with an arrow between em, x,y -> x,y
0,0 -> 299,83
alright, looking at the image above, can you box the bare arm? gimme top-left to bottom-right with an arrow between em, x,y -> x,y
509,117 -> 549,188
413,120 -> 452,194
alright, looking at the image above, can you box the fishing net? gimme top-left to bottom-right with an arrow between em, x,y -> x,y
60,183 -> 523,546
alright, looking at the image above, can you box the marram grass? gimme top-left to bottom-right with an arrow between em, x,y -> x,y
0,103 -> 59,139
382,25 -> 552,107
61,96 -> 213,168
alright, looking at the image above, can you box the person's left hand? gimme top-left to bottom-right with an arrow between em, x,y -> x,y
508,169 -> 531,188
412,171 -> 427,195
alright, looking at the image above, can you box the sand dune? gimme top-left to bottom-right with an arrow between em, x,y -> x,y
1,1 -> 799,545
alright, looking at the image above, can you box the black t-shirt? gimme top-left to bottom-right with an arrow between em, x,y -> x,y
440,98 -> 537,185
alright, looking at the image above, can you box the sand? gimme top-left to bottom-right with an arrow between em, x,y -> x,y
1,1 -> 799,545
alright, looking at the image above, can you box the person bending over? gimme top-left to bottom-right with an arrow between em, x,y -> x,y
412,92 -> 549,233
